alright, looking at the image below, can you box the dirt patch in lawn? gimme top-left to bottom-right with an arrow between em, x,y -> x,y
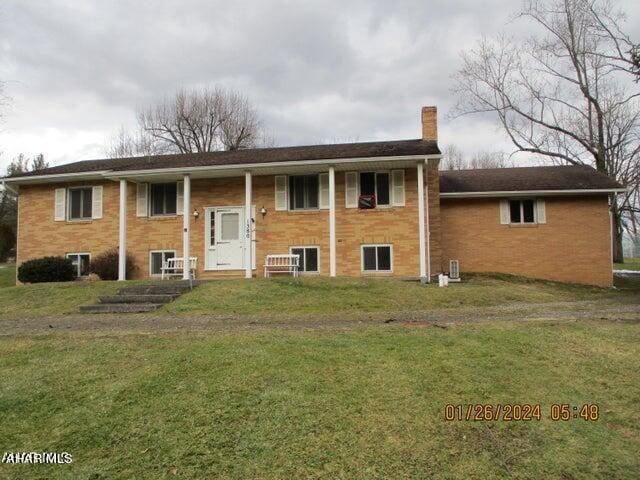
2,298 -> 639,335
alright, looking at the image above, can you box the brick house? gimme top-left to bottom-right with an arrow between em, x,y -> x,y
2,106 -> 624,286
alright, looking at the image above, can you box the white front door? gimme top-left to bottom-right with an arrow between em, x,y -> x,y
205,207 -> 245,270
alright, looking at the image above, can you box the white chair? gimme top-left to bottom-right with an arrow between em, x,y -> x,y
161,257 -> 197,280
264,254 -> 300,278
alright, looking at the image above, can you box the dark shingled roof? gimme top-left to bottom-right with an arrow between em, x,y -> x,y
8,139 -> 440,178
439,165 -> 623,193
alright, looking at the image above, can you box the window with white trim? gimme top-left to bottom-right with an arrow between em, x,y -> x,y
288,175 -> 319,210
361,245 -> 392,272
150,183 -> 178,216
68,187 -> 93,220
290,246 -> 319,273
149,250 -> 176,276
359,172 -> 390,206
509,199 -> 536,224
66,253 -> 90,277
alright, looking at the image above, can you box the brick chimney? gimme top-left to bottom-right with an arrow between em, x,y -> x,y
421,106 -> 438,142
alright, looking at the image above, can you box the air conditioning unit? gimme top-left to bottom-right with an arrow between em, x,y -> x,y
358,194 -> 376,209
449,259 -> 461,282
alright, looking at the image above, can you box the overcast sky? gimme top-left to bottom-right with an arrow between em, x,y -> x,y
1,0 -> 639,171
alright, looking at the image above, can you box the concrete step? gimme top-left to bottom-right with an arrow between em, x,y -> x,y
79,303 -> 163,314
99,294 -> 180,304
118,285 -> 192,295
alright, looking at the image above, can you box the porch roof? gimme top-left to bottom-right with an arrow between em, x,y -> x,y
3,139 -> 440,184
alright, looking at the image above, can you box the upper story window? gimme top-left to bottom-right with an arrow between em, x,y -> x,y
68,187 -> 93,220
55,186 -> 102,222
510,199 -> 535,224
360,172 -> 390,207
345,170 -> 404,209
150,183 -> 178,216
500,198 -> 546,225
289,175 -> 319,210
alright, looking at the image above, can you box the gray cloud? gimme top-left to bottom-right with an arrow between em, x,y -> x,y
1,0 -> 639,169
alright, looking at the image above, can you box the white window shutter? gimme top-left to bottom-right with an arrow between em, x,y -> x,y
91,186 -> 103,219
136,183 -> 148,217
345,172 -> 359,208
319,173 -> 329,209
499,199 -> 510,224
275,175 -> 288,211
536,199 -> 546,224
54,188 -> 66,221
177,181 -> 184,215
391,169 -> 405,206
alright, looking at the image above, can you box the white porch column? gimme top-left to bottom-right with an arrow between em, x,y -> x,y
245,171 -> 252,279
118,179 -> 127,281
425,160 -> 432,282
417,162 -> 427,281
329,166 -> 336,277
182,174 -> 191,280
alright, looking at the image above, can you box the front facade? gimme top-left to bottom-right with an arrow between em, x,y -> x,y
5,106 -> 624,286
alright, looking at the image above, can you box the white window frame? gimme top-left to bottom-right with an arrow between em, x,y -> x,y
149,182 -> 178,217
289,246 -> 320,274
66,252 -> 91,277
288,174 -> 320,211
67,187 -> 93,221
359,171 -> 391,208
361,244 -> 393,273
149,250 -> 177,276
509,198 -> 537,225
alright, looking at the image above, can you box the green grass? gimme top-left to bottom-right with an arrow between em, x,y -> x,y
615,257 -> 640,271
1,321 -> 639,479
0,263 -> 16,288
163,274 -> 634,318
0,280 -> 124,316
0,273 -> 637,319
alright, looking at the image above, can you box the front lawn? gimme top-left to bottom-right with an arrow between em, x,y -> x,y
615,257 -> 640,271
1,320 -> 639,479
0,263 -> 16,288
0,273 -> 638,319
163,274 -> 635,318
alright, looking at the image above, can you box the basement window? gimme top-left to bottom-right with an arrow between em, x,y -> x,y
510,199 -> 536,224
290,246 -> 319,273
66,253 -> 90,277
361,245 -> 392,272
149,250 -> 176,276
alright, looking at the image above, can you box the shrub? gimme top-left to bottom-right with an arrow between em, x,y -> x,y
0,224 -> 16,262
89,248 -> 137,280
18,256 -> 75,283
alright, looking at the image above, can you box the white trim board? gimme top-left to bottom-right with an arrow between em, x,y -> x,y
440,188 -> 626,198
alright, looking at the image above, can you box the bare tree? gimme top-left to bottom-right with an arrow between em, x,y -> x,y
105,125 -> 169,158
451,0 -> 639,262
136,86 -> 262,154
440,144 -> 512,170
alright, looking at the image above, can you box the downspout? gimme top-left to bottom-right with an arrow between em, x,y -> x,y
425,159 -> 431,282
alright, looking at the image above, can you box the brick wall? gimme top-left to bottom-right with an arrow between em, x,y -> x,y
16,164 -> 441,281
440,196 -> 613,286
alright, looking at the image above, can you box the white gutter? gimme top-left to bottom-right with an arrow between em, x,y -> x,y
440,188 -> 626,198
101,154 -> 442,178
1,171 -> 110,185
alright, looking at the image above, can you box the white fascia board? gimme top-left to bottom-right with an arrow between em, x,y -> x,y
1,171 -> 110,185
103,154 -> 441,179
440,188 -> 627,198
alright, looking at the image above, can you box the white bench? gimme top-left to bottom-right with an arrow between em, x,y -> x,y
264,254 -> 300,278
161,257 -> 198,280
